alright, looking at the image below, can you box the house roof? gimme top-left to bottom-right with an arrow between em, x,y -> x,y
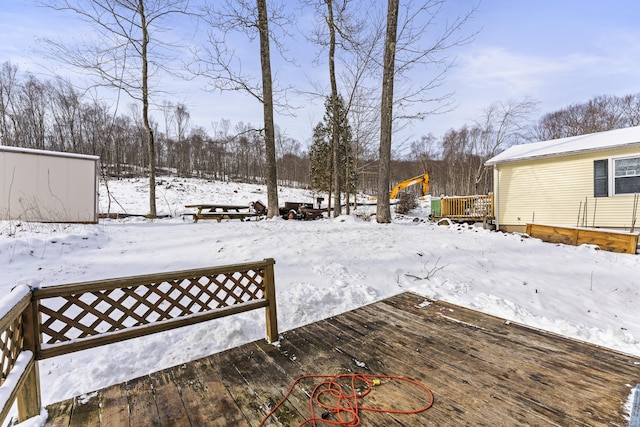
0,145 -> 99,161
485,126 -> 640,166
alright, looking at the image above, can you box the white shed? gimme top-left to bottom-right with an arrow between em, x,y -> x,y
0,146 -> 99,223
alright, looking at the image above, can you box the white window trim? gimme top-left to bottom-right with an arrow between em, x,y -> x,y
610,153 -> 640,196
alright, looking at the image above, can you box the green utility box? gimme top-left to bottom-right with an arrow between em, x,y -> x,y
431,197 -> 441,217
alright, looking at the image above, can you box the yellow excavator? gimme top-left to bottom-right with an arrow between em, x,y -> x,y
390,173 -> 430,199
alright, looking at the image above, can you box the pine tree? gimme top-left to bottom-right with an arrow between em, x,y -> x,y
309,123 -> 332,192
309,95 -> 357,196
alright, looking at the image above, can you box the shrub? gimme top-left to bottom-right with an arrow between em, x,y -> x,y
395,192 -> 419,215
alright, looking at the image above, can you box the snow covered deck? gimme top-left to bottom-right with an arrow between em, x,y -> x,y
44,292 -> 639,426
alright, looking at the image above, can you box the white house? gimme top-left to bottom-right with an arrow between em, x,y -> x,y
0,146 -> 100,223
485,126 -> 640,233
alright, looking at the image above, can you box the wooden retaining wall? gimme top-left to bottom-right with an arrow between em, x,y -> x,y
526,223 -> 639,254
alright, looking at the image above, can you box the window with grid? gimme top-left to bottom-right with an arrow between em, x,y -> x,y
614,156 -> 640,195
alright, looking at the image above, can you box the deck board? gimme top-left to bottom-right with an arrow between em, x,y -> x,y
99,384 -> 129,427
44,292 -> 640,426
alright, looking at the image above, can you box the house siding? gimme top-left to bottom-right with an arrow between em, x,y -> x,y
496,147 -> 640,231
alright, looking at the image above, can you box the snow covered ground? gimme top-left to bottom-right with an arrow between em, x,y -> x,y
2,176 -> 640,424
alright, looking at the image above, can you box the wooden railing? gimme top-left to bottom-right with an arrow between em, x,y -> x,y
0,258 -> 278,424
0,286 -> 40,423
440,195 -> 494,220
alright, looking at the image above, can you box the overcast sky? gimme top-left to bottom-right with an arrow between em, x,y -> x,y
2,0 -> 640,150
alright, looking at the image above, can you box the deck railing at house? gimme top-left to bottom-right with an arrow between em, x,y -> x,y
0,286 -> 40,424
0,258 -> 278,424
439,194 -> 495,220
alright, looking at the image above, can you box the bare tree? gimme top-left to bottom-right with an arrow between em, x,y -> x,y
621,94 -> 640,127
408,133 -> 438,172
0,62 -> 19,146
325,0 -> 342,217
275,129 -> 306,187
440,126 -> 475,195
376,0 -> 399,223
375,0 -> 477,221
16,75 -> 48,150
257,0 -> 278,217
175,103 -> 190,144
305,0 -> 383,215
472,98 -> 536,192
48,78 -> 84,153
390,1 -> 478,122
40,0 -> 193,217
535,94 -> 628,140
195,0 -> 292,218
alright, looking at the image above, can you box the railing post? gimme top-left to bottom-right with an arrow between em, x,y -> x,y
490,194 -> 495,217
17,362 -> 40,421
17,298 -> 41,422
262,258 -> 279,343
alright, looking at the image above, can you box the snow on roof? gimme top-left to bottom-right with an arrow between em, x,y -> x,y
0,145 -> 100,161
485,126 -> 640,166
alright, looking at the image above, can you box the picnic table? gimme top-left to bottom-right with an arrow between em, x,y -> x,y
185,204 -> 261,223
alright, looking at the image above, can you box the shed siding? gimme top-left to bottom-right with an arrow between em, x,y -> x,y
497,147 -> 640,230
1,149 -> 98,222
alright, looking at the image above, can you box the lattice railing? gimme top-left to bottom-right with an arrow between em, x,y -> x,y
0,258 -> 278,425
33,259 -> 278,359
38,270 -> 264,344
0,285 -> 38,425
0,314 -> 24,387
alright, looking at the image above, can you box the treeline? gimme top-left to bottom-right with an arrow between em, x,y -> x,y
0,62 -> 308,185
3,62 -> 640,197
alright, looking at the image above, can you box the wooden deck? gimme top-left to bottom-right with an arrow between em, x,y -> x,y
44,292 -> 640,426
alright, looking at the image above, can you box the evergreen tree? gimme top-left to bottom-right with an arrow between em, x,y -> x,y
309,95 -> 357,196
309,123 -> 332,192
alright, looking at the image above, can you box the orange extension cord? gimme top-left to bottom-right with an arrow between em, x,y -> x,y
258,373 -> 434,427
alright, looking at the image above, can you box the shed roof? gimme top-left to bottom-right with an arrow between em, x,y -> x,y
485,126 -> 640,166
0,145 -> 99,161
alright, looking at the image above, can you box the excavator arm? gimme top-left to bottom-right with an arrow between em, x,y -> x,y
390,173 -> 430,199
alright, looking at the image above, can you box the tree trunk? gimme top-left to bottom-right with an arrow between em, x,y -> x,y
345,155 -> 351,215
376,0 -> 399,223
139,0 -> 156,218
257,0 -> 279,219
326,0 -> 341,217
